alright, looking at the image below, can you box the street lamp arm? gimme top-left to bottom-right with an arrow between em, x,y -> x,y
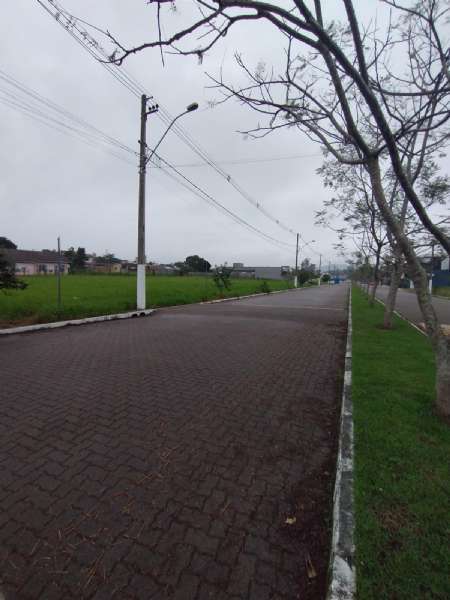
145,103 -> 198,166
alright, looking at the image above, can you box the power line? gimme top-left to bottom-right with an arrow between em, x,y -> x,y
152,153 -> 296,249
0,93 -> 135,165
0,69 -> 135,155
0,74 -> 138,165
35,0 -> 318,244
149,152 -> 322,168
34,0 -> 144,98
1,66 -> 295,250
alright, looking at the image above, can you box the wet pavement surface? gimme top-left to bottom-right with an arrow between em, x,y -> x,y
0,284 -> 348,599
375,285 -> 450,325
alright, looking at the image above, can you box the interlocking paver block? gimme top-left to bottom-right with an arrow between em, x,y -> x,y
0,285 -> 347,599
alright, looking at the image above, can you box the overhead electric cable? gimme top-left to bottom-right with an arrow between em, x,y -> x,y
0,66 -> 294,249
0,69 -> 135,155
152,153 -> 296,249
149,152 -> 322,168
35,0 -> 317,243
0,94 -> 137,166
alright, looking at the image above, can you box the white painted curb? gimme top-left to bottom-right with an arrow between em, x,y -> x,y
374,297 -> 426,336
327,287 -> 356,600
0,309 -> 155,336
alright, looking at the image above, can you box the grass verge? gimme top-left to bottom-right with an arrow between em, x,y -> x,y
434,287 -> 450,299
0,275 -> 293,326
352,286 -> 450,599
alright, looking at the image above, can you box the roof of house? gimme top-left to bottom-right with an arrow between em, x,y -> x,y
230,266 -> 255,272
1,249 -> 69,264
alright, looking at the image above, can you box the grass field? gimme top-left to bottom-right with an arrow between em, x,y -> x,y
434,286 -> 450,298
0,274 -> 293,326
352,287 -> 450,599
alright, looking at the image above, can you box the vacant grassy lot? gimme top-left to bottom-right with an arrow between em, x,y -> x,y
352,287 -> 450,599
0,274 -> 293,326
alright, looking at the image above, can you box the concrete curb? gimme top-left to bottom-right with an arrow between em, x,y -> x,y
374,297 -> 426,337
327,287 -> 356,600
0,309 -> 155,336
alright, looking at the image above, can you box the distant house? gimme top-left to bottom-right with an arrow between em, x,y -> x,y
120,261 -> 177,274
2,249 -> 70,275
409,254 -> 450,288
148,263 -> 180,276
433,255 -> 450,287
85,254 -> 122,273
230,262 -> 292,280
229,263 -> 255,278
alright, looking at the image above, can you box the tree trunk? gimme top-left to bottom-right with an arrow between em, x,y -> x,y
383,251 -> 403,329
369,278 -> 378,305
436,335 -> 450,422
369,250 -> 381,306
367,157 -> 450,421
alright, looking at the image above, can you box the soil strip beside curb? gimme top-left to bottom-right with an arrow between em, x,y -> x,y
327,287 -> 356,600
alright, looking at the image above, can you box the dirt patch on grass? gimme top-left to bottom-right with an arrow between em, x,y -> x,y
378,506 -> 412,535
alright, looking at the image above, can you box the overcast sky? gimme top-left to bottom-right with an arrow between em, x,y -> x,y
1,1 -> 446,268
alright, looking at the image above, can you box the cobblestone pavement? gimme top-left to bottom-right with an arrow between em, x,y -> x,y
0,285 -> 348,599
375,285 -> 450,325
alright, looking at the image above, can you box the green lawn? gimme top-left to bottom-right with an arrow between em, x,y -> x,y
434,287 -> 450,298
352,287 -> 450,599
0,274 -> 293,326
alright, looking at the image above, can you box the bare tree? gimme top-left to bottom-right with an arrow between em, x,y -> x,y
319,154 -> 449,323
316,160 -> 391,305
106,0 -> 450,418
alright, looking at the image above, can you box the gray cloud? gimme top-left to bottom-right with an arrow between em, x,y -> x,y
1,1 -> 403,268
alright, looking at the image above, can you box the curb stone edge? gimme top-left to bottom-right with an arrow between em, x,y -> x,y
0,309 -> 155,336
327,286 -> 356,600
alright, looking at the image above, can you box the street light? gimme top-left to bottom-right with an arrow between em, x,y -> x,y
136,95 -> 198,311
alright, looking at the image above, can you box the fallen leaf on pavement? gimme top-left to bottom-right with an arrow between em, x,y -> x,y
306,553 -> 317,579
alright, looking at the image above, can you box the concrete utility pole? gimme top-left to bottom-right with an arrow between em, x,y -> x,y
294,233 -> 299,288
57,236 -> 62,312
318,253 -> 322,286
137,94 -> 149,310
137,95 -> 159,310
136,95 -> 197,310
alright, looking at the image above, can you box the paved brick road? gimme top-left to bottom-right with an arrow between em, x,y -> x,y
0,285 -> 348,599
375,285 -> 450,325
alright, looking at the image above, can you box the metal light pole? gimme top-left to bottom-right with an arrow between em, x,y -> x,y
136,96 -> 198,310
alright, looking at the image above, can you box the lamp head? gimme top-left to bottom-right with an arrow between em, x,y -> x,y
186,102 -> 199,112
